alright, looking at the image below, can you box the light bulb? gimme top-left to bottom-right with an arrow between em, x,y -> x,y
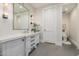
4,12 -> 8,15
4,3 -> 8,7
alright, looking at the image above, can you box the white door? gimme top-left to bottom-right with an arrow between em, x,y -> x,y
42,8 -> 58,43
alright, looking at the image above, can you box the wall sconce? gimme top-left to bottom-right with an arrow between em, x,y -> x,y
3,12 -> 8,19
2,3 -> 8,19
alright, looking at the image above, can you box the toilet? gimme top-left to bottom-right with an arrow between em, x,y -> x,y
62,29 -> 71,45
62,31 -> 67,42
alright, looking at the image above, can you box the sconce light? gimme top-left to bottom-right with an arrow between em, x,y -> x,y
2,12 -> 8,19
2,3 -> 8,19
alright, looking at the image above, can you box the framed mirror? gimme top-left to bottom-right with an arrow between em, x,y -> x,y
13,3 -> 29,30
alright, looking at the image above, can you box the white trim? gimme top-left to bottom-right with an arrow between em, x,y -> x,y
70,38 -> 79,50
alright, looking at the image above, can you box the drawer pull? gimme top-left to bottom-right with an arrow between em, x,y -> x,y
31,43 -> 35,46
31,39 -> 35,42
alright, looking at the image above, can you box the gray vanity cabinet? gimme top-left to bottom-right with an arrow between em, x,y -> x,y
35,34 -> 40,46
0,32 -> 40,56
25,34 -> 40,56
0,37 -> 25,56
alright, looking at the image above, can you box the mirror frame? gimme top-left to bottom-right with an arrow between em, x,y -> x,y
13,3 -> 30,30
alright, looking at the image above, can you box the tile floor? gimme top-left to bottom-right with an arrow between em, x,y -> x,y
30,43 -> 79,56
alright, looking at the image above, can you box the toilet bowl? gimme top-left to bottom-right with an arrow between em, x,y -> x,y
62,32 -> 71,45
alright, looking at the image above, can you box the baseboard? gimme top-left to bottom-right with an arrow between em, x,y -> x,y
41,40 -> 62,46
70,39 -> 79,50
44,42 -> 55,45
55,43 -> 62,47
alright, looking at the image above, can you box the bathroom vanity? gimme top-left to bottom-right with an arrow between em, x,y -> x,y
0,3 -> 41,56
0,32 -> 40,56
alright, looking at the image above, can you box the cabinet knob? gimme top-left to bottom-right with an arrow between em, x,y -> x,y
22,39 -> 25,41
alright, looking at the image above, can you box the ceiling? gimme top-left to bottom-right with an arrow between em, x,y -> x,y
14,3 -> 77,15
62,3 -> 77,14
24,3 -> 77,14
14,4 -> 28,14
26,3 -> 51,9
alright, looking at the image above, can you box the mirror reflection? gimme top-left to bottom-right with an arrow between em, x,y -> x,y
13,3 -> 29,30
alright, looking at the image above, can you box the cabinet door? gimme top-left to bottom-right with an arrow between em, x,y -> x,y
26,37 -> 31,56
2,38 -> 25,56
0,44 -> 2,56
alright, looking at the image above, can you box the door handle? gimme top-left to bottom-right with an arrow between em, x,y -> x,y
44,29 -> 46,31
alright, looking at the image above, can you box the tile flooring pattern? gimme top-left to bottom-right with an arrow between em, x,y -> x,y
30,43 -> 79,56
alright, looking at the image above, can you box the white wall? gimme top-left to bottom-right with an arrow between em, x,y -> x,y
62,14 -> 70,36
70,4 -> 79,49
0,3 -> 13,35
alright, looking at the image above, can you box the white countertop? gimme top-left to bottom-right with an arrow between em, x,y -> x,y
0,32 -> 41,43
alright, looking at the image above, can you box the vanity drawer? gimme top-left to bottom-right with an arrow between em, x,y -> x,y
31,43 -> 35,47
30,35 -> 35,39
30,39 -> 35,42
30,35 -> 36,44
